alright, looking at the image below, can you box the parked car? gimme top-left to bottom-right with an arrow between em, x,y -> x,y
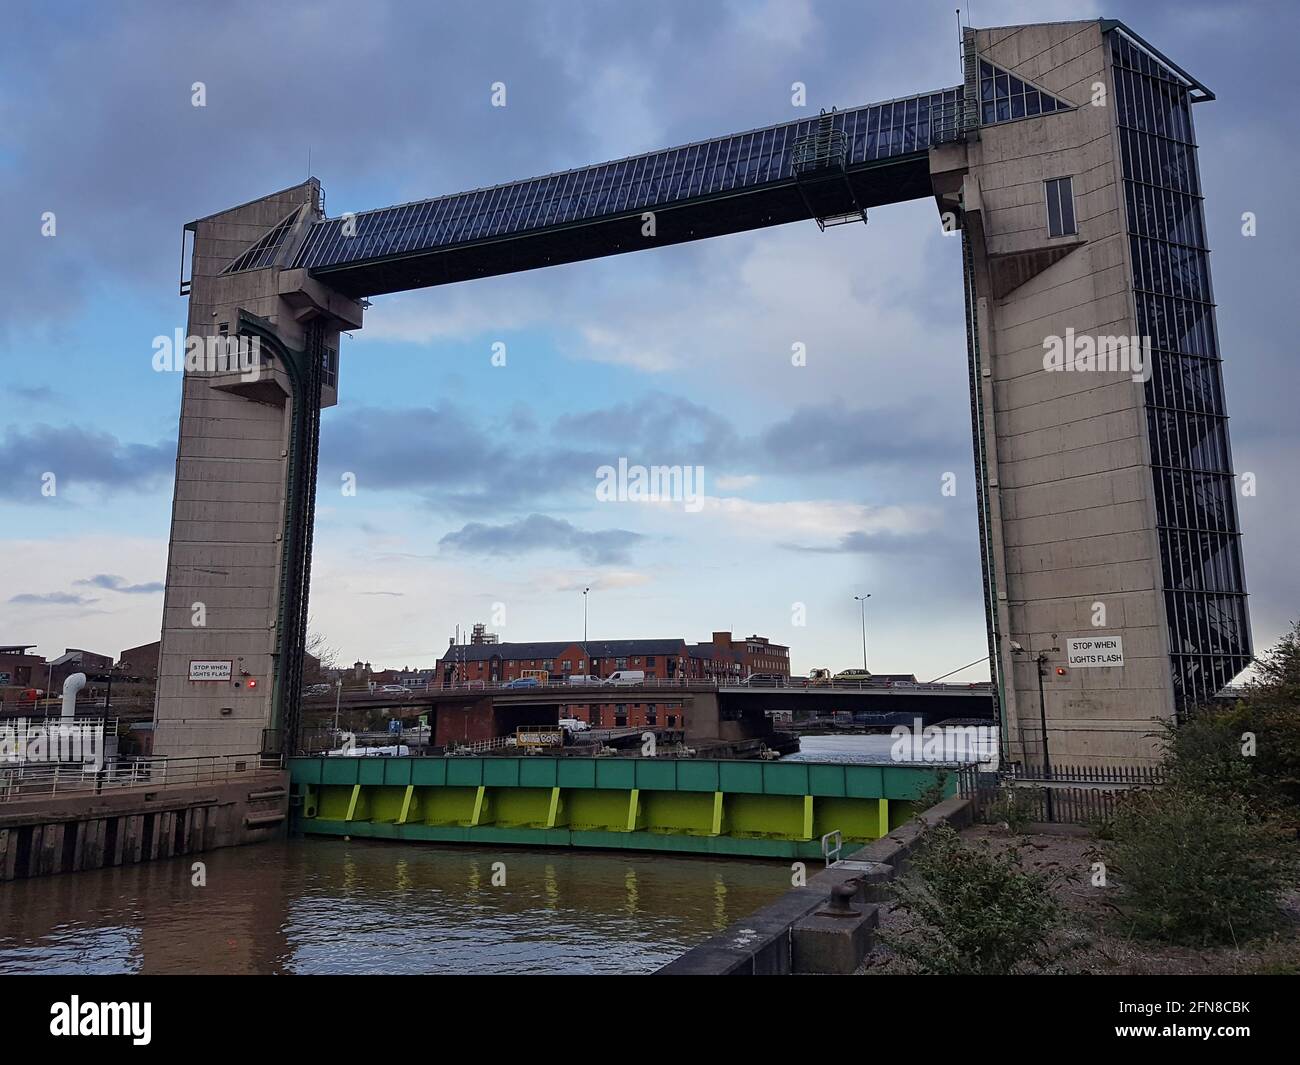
603,670 -> 645,686
559,717 -> 590,732
304,683 -> 332,697
503,677 -> 540,689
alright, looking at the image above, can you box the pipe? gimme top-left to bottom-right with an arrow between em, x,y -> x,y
61,672 -> 86,720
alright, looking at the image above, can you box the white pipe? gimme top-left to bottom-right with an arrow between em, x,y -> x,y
61,672 -> 86,720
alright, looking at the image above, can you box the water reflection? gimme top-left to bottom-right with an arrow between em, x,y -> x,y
0,838 -> 788,975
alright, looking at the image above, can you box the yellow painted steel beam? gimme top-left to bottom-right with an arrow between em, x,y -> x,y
344,784 -> 362,822
397,785 -> 415,825
470,785 -> 487,826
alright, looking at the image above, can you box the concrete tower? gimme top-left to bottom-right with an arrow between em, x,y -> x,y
153,181 -> 363,758
932,21 -> 1250,764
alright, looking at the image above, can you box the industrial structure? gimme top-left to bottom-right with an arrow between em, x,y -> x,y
153,19 -> 1249,767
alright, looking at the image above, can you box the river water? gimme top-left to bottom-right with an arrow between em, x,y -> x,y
0,838 -> 791,975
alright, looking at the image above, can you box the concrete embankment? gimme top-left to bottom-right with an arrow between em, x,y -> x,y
0,772 -> 289,881
657,795 -> 974,975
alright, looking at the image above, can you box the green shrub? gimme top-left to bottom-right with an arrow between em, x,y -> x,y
1107,785 -> 1295,946
987,785 -> 1041,834
881,823 -> 1064,974
914,771 -> 950,813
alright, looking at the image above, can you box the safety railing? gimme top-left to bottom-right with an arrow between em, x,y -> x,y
0,752 -> 282,803
317,677 -> 994,697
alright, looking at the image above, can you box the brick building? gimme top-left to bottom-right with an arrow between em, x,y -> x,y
433,630 -> 790,729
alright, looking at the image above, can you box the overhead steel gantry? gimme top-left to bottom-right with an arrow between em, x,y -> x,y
291,87 -> 967,297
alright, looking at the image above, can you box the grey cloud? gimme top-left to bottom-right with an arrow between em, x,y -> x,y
759,403 -> 964,473
0,424 -> 173,501
9,592 -> 98,606
319,404 -> 600,514
74,574 -> 164,594
440,514 -> 645,565
553,392 -> 740,466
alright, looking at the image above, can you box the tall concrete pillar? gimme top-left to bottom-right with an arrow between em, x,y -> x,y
154,181 -> 363,759
931,21 -> 1250,765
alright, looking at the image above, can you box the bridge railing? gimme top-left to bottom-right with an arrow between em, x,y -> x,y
309,677 -> 994,699
0,753 -> 282,803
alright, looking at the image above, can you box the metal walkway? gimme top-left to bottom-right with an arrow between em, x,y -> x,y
292,87 -> 962,296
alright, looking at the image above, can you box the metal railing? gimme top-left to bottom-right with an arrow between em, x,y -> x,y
311,677 -> 994,698
0,752 -> 282,803
958,762 -> 1163,825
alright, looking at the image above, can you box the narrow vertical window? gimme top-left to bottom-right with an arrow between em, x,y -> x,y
1045,176 -> 1077,237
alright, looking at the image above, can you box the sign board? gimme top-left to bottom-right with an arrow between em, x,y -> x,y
0,672 -> 10,685
1066,636 -> 1124,668
516,728 -> 564,748
188,659 -> 233,682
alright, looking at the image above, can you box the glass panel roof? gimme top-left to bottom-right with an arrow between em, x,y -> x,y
293,87 -> 961,271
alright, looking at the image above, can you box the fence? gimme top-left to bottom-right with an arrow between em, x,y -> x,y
0,752 -> 282,802
958,762 -> 1162,825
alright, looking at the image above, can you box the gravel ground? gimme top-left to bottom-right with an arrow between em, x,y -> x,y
859,824 -> 1300,975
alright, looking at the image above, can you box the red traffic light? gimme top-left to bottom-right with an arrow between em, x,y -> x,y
247,678 -> 257,689
1055,667 -> 1067,676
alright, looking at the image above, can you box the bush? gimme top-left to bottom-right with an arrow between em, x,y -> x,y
1108,785 -> 1295,946
914,770 -> 950,813
881,823 -> 1064,974
987,785 -> 1041,834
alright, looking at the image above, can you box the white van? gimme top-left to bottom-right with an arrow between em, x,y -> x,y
566,674 -> 599,686
603,670 -> 645,686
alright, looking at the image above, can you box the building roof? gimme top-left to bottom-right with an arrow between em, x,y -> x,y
440,641 -> 574,663
440,638 -> 686,663
687,643 -> 742,662
584,639 -> 684,657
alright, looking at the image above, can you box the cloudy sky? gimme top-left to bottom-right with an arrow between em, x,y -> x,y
1,0 -> 1296,680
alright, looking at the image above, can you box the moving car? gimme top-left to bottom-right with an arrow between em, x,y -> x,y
378,684 -> 412,693
559,717 -> 590,732
603,670 -> 645,686
503,676 -> 540,689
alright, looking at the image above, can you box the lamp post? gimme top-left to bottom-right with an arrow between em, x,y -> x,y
1011,640 -> 1058,822
104,660 -> 130,718
853,594 -> 871,673
333,678 -> 343,740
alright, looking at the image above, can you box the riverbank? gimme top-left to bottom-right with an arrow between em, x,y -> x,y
860,824 -> 1300,975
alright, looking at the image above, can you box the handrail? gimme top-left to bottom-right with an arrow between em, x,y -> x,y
309,677 -> 993,697
0,752 -> 281,803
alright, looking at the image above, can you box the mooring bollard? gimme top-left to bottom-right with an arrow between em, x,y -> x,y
822,878 -> 861,916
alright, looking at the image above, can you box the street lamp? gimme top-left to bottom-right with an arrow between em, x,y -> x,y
853,594 -> 871,672
105,660 -> 130,719
334,678 -> 343,740
1011,639 -> 1059,822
